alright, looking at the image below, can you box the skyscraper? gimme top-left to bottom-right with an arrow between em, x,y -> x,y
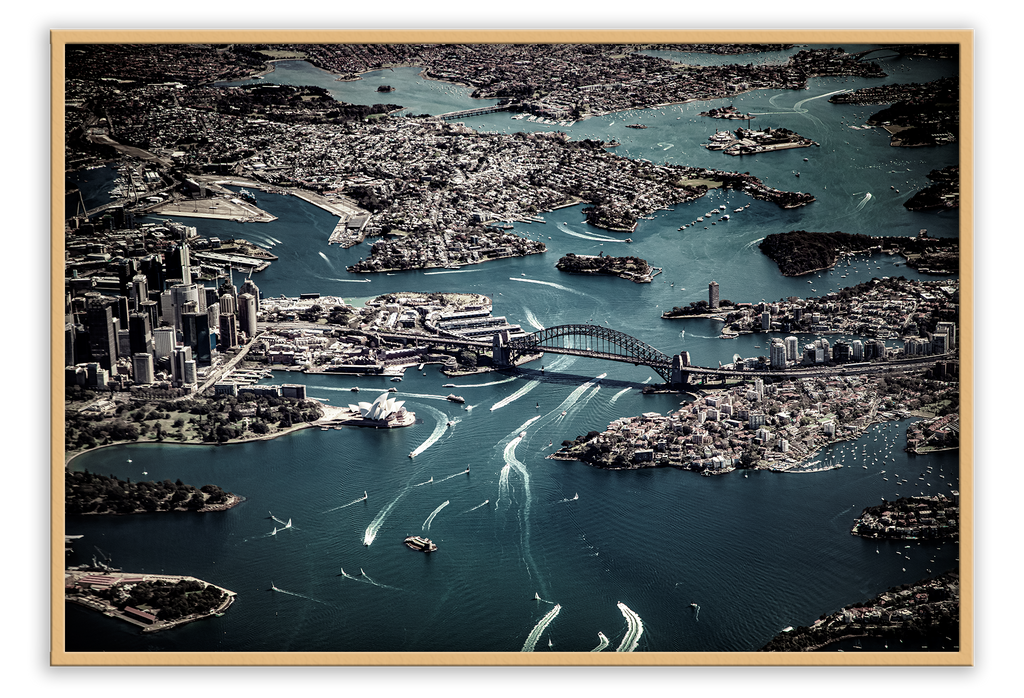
132,352 -> 155,385
237,292 -> 257,340
709,281 -> 719,309
86,297 -> 118,375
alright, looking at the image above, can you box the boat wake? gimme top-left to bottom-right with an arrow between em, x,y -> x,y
434,468 -> 470,484
270,583 -> 339,610
496,464 -> 513,512
524,307 -> 545,331
609,387 -> 632,404
615,602 -> 644,652
557,493 -> 579,504
317,251 -> 334,269
490,380 -> 541,411
363,497 -> 403,546
422,500 -> 450,530
508,277 -> 588,296
449,376 -> 517,388
326,277 -> 372,284
408,404 -> 448,458
521,603 -> 562,652
322,494 -> 367,514
464,499 -> 490,513
855,191 -> 873,211
413,477 -> 434,487
557,226 -> 625,243
591,632 -> 611,652
423,269 -> 481,275
339,567 -> 402,591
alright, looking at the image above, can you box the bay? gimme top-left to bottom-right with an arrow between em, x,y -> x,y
65,46 -> 961,653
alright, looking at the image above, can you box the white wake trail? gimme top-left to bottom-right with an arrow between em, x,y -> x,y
490,380 -> 540,411
591,632 -> 611,652
423,269 -> 481,275
464,500 -> 489,513
496,464 -> 512,511
521,604 -> 562,652
408,404 -> 448,458
450,376 -> 517,388
524,308 -> 545,331
508,277 -> 588,297
318,251 -> 334,268
615,602 -> 644,652
363,497 -> 403,546
609,387 -> 632,404
422,500 -> 450,530
855,192 -> 873,211
322,495 -> 367,514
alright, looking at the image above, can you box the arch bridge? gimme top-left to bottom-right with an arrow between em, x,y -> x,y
501,324 -> 676,382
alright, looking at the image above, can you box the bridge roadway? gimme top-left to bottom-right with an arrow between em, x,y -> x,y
372,329 -> 952,382
437,105 -> 511,120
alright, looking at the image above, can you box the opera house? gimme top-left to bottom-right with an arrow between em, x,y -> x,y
345,392 -> 416,428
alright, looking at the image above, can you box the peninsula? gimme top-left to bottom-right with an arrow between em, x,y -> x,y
760,571 -> 959,652
65,570 -> 236,633
904,166 -> 959,211
66,470 -> 241,515
758,230 -> 959,277
850,494 -> 959,541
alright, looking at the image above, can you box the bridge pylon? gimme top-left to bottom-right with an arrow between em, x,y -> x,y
492,330 -> 511,368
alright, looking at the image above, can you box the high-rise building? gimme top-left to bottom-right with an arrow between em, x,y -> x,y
132,352 -> 154,385
785,336 -> 799,362
194,313 -> 214,365
935,321 -> 956,351
86,297 -> 118,375
851,339 -> 864,361
240,279 -> 261,313
130,274 -> 149,312
220,293 -> 237,316
237,293 -> 258,340
154,327 -> 176,359
769,339 -> 787,368
171,345 -> 193,386
219,313 -> 238,350
117,329 -> 132,358
709,281 -> 719,309
183,359 -> 198,387
761,311 -> 771,330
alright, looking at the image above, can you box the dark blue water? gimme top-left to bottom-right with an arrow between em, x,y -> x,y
66,46 -> 960,653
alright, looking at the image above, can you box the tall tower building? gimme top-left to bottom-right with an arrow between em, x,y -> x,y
240,279 -> 261,313
770,339 -> 787,369
219,313 -> 238,350
237,293 -> 258,341
128,312 -> 152,356
86,297 -> 118,375
153,327 -> 176,359
709,281 -> 720,309
785,336 -> 799,362
219,293 -> 237,316
132,352 -> 155,385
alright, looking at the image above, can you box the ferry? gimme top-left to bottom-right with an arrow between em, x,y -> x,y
404,535 -> 437,553
446,394 -> 466,404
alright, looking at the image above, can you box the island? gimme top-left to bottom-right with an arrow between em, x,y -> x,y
758,230 -> 959,276
699,105 -> 755,120
555,252 -> 658,283
703,126 -> 818,156
760,571 -> 959,652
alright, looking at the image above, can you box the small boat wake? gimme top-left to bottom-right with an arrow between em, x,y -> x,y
451,376 -> 517,388
523,307 -> 545,331
321,493 -> 367,514
615,602 -> 644,652
413,476 -> 434,487
533,592 -> 556,605
557,493 -> 579,504
490,380 -> 541,411
508,277 -> 588,297
339,567 -> 402,591
269,582 -> 340,610
434,467 -> 471,484
422,500 -> 450,530
521,603 -> 562,652
408,404 -> 448,458
591,632 -> 611,652
463,499 -> 490,513
609,387 -> 632,404
691,602 -> 701,622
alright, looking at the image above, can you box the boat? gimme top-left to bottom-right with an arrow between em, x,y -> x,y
388,387 -> 398,393
351,387 -> 359,392
519,431 -> 527,438
391,376 -> 402,382
446,394 -> 466,404
443,384 -> 456,388
625,238 -> 632,243
404,535 -> 437,552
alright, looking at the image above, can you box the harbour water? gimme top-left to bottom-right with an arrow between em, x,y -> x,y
66,46 -> 960,653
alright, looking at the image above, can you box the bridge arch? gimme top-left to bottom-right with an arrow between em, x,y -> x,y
505,324 -> 675,381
